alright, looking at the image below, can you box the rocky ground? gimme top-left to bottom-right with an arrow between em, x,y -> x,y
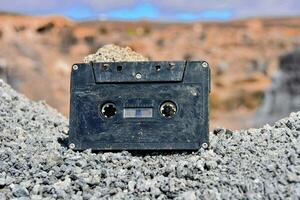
0,78 -> 299,199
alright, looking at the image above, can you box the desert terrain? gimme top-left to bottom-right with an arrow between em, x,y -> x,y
1,13 -> 300,129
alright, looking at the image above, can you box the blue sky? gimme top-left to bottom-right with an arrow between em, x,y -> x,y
0,0 -> 299,21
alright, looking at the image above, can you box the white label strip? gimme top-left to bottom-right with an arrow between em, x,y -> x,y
123,108 -> 153,118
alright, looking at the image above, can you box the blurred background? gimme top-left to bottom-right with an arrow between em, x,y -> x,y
0,0 -> 300,130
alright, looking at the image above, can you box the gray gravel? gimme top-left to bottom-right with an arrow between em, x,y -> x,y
0,78 -> 300,200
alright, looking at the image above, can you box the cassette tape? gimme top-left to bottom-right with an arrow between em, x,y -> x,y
68,61 -> 210,150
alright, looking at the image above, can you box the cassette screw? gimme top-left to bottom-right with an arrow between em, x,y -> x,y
169,62 -> 176,69
202,62 -> 208,68
101,103 -> 117,118
160,101 -> 177,118
202,143 -> 208,149
117,65 -> 122,72
72,65 -> 78,70
103,63 -> 109,70
191,88 -> 197,96
155,65 -> 161,71
69,143 -> 75,149
135,73 -> 142,79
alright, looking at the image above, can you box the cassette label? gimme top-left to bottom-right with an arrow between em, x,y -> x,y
123,108 -> 153,118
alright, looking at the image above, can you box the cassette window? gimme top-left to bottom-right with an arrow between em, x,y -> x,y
123,108 -> 153,118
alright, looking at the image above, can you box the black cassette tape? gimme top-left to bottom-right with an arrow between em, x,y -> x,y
68,61 -> 210,150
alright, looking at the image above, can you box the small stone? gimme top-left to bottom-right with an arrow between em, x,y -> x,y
287,172 -> 300,183
204,160 -> 218,170
128,181 -> 135,192
55,188 -> 67,199
0,193 -> 6,200
178,191 -> 196,200
266,164 -> 276,172
0,178 -> 6,187
196,160 -> 204,171
292,131 -> 299,138
31,184 -> 40,195
150,186 -> 161,197
203,189 -> 221,200
12,185 -> 29,197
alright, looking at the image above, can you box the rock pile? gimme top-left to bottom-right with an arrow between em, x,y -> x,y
0,78 -> 299,199
83,44 -> 148,63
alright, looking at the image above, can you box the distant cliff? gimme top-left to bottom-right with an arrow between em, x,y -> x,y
256,48 -> 300,125
1,14 -> 300,128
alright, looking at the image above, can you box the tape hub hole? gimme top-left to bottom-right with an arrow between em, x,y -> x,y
155,65 -> 161,71
101,103 -> 117,118
117,65 -> 122,71
160,101 -> 177,118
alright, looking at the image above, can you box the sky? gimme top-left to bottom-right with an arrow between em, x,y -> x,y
0,0 -> 300,21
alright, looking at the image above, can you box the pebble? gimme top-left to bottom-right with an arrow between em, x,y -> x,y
11,185 -> 29,198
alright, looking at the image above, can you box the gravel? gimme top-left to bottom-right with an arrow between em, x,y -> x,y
0,79 -> 300,199
1,44 -> 300,199
83,44 -> 148,63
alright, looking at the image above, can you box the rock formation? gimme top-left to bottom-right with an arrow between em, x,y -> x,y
256,48 -> 300,125
1,14 -> 300,128
0,59 -> 7,82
